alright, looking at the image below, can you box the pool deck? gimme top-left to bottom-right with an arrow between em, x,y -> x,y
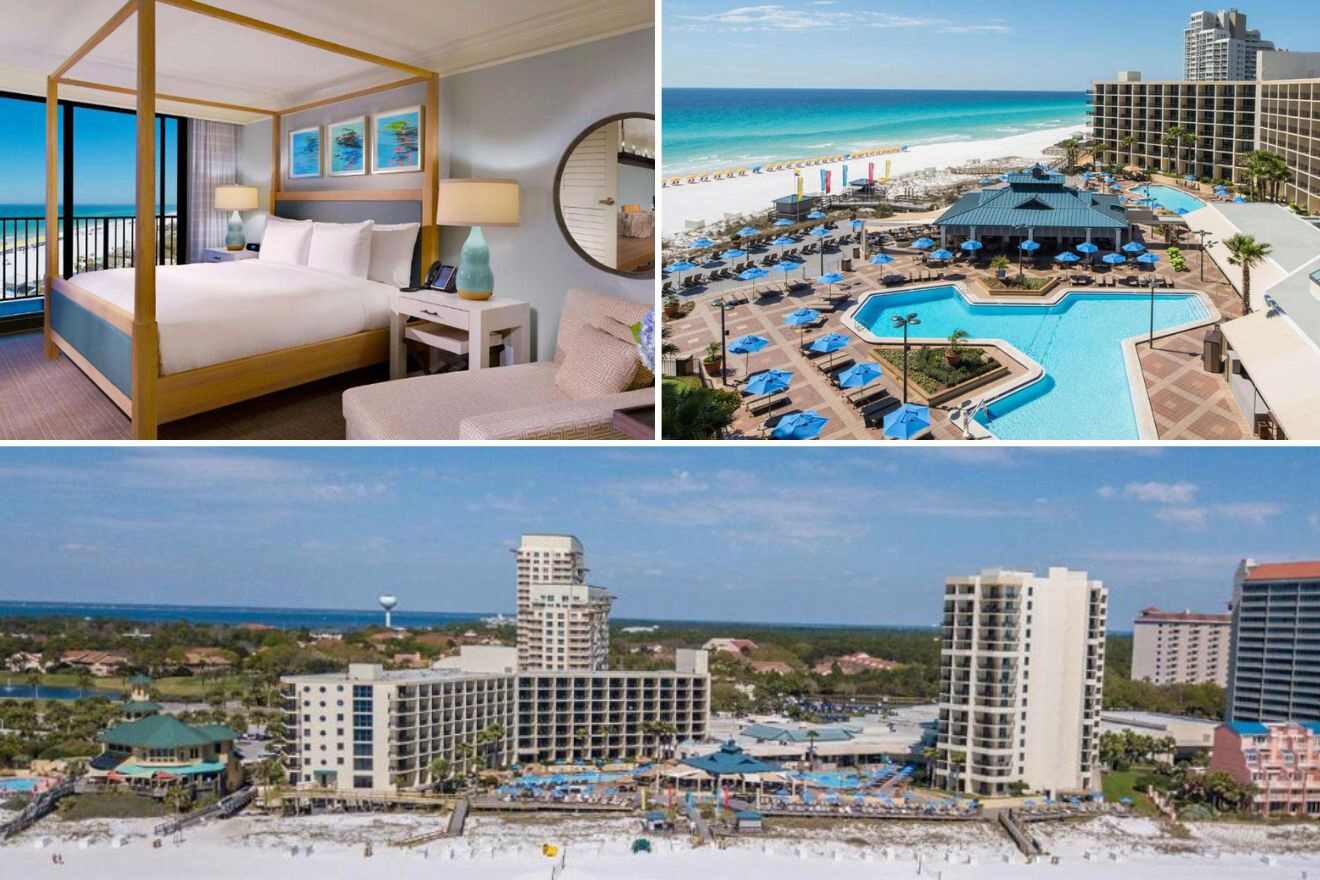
664,224 -> 1250,440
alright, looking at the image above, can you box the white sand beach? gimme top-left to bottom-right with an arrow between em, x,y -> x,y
661,123 -> 1087,238
5,810 -> 1319,879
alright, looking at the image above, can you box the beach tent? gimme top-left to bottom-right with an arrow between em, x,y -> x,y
770,410 -> 829,440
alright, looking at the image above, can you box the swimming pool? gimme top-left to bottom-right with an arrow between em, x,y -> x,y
0,778 -> 36,793
851,285 -> 1211,439
1134,184 -> 1206,214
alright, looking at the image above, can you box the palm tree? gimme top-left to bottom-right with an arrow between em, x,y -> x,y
1092,143 -> 1108,168
1060,137 -> 1082,171
1224,233 -> 1272,314
427,756 -> 451,792
1119,135 -> 1136,168
75,670 -> 93,698
1158,223 -> 1186,246
1160,127 -> 1193,175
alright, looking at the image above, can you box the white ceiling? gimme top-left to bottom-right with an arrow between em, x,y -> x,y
0,0 -> 652,122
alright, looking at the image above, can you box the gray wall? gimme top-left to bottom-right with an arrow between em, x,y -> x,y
236,28 -> 653,361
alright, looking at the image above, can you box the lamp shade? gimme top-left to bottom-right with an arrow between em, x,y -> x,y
214,185 -> 258,211
435,178 -> 520,227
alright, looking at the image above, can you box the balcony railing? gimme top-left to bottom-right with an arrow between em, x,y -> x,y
2,213 -> 179,302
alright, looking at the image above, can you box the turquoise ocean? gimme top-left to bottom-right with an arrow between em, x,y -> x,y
662,88 -> 1087,176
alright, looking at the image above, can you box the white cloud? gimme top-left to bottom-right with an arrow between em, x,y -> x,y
309,482 -> 391,501
1096,485 -> 1117,499
1154,507 -> 1207,528
1216,502 -> 1283,525
1123,481 -> 1199,504
941,24 -> 1011,34
676,5 -> 1004,34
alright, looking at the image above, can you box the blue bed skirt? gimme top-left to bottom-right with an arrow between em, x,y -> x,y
50,289 -> 133,397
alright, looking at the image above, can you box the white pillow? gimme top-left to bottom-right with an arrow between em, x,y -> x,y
258,217 -> 314,265
307,220 -> 375,278
369,223 -> 420,287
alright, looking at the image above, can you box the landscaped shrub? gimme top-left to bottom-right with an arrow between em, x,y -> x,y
876,345 -> 999,394
1167,246 -> 1187,272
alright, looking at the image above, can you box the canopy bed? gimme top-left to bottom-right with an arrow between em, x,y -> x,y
43,0 -> 441,438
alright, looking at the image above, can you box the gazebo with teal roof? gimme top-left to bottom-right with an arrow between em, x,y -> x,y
122,674 -> 160,719
934,164 -> 1132,252
93,714 -> 241,793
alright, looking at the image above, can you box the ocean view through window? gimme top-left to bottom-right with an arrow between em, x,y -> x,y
0,92 -> 185,317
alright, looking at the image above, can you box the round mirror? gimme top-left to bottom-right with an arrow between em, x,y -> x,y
554,113 -> 654,279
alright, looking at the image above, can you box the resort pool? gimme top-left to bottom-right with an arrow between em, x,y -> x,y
1134,184 -> 1205,214
0,778 -> 36,793
851,285 -> 1211,439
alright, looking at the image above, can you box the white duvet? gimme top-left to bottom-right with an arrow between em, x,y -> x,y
72,260 -> 394,375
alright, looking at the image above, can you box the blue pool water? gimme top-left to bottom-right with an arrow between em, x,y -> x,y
0,778 -> 36,793
852,285 -> 1211,439
1134,184 -> 1206,214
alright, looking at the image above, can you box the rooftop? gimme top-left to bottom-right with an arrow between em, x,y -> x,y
1243,561 -> 1320,582
97,714 -> 236,750
1135,607 -> 1231,624
935,165 -> 1128,231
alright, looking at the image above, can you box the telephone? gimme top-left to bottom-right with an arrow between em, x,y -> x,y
423,261 -> 458,292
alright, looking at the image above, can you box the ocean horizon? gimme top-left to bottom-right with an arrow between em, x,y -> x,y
661,87 -> 1087,175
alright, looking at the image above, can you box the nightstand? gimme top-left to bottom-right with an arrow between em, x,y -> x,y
390,289 -> 530,379
202,248 -> 257,262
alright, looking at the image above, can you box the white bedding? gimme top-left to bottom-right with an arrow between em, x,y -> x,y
72,260 -> 394,375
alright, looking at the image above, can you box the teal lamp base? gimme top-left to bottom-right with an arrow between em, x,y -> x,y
224,210 -> 245,251
457,226 -> 493,301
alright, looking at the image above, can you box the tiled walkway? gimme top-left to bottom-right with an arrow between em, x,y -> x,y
666,229 -> 1252,441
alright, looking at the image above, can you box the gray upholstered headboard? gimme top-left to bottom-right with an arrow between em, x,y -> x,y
274,198 -> 424,286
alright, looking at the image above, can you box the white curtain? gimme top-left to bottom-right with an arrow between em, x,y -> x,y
187,119 -> 241,262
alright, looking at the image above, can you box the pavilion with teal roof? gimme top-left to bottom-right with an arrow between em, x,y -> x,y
934,165 -> 1132,252
90,714 -> 241,794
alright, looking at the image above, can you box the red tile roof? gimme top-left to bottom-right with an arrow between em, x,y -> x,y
1244,561 -> 1320,582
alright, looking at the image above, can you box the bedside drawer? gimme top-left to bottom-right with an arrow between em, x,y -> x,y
204,251 -> 226,262
398,295 -> 468,330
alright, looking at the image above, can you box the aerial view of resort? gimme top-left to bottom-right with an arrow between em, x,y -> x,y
2,446 -> 1320,880
660,2 -> 1320,441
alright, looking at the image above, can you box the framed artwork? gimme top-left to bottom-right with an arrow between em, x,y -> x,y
372,105 -> 423,174
288,126 -> 322,179
327,116 -> 367,176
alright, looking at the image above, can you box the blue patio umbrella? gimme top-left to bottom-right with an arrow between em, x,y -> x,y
809,225 -> 829,238
806,210 -> 827,221
771,234 -> 796,259
720,248 -> 748,261
738,266 -> 770,297
665,259 -> 697,286
911,237 -> 934,250
960,239 -> 983,253
784,307 -> 821,327
771,260 -> 799,278
1121,241 -> 1146,254
1232,195 -> 1246,203
836,361 -> 883,390
883,402 -> 931,440
809,331 -> 850,369
929,248 -> 954,262
1101,253 -> 1127,267
736,226 -> 760,238
1176,207 -> 1190,215
743,368 -> 793,399
1136,252 -> 1159,266
1055,251 -> 1081,264
690,237 -> 715,250
1184,175 -> 1196,182
728,333 -> 769,378
817,272 -> 844,285
1018,240 -> 1041,252
850,219 -> 864,231
770,410 -> 829,440
773,217 -> 795,227
869,253 -> 894,266
1075,242 -> 1099,254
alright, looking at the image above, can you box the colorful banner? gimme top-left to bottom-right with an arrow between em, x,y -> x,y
823,169 -> 831,193
868,161 -> 875,183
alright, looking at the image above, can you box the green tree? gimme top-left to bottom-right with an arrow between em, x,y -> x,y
1224,233 -> 1272,315
661,380 -> 741,440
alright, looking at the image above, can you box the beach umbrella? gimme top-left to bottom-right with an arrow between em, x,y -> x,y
736,226 -> 760,238
869,253 -> 894,267
806,210 -> 827,221
784,307 -> 822,346
1075,242 -> 1099,255
960,240 -> 983,254
689,237 -> 715,250
771,234 -> 796,259
1018,240 -> 1041,252
883,403 -> 931,440
1136,252 -> 1159,266
817,271 -> 845,299
1120,241 -> 1146,255
911,237 -> 934,250
743,369 -> 793,407
665,259 -> 697,286
720,248 -> 748,261
850,219 -> 864,232
1055,251 -> 1081,264
738,266 -> 769,296
773,218 -> 795,227
728,333 -> 769,378
836,361 -> 883,390
770,410 -> 829,440
929,248 -> 954,262
1101,253 -> 1126,267
808,332 -> 850,370
1232,195 -> 1246,203
808,225 -> 829,238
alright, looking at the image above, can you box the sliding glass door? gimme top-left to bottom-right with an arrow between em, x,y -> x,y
0,91 -> 187,310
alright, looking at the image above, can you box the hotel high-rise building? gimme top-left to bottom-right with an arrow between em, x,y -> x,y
1184,9 -> 1274,82
1132,606 -> 1233,687
1226,559 -> 1320,723
936,567 -> 1107,798
514,533 -> 612,671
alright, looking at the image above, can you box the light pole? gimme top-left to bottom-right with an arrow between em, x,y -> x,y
1148,273 -> 1157,349
719,300 -> 729,388
1194,229 -> 1215,282
891,312 -> 921,406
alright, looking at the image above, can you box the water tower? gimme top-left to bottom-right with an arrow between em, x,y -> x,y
378,594 -> 398,629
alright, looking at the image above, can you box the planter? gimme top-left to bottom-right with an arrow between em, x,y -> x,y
995,268 -> 1007,281
703,357 -> 723,377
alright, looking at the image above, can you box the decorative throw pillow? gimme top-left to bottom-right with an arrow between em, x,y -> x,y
593,315 -> 652,391
307,220 -> 375,278
554,324 -> 641,401
369,223 -> 419,287
258,217 -> 314,265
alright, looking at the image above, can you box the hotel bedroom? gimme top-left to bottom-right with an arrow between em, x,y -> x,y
0,0 -> 655,441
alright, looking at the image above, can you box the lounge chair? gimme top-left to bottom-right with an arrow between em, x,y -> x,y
847,387 -> 890,409
816,357 -> 854,376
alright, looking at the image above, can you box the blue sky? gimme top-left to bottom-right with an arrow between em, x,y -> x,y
662,1 -> 1320,90
0,447 -> 1315,629
0,95 -> 178,206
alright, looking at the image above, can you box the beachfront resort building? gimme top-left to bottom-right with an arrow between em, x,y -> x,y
1184,9 -> 1274,82
514,533 -> 613,672
1226,559 -> 1320,723
1099,711 -> 1218,761
936,567 -> 1107,798
1210,720 -> 1320,816
1132,606 -> 1233,687
1258,64 -> 1320,214
933,165 -> 1132,251
89,714 -> 242,794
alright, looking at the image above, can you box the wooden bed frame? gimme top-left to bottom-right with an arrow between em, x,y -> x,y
43,0 -> 442,438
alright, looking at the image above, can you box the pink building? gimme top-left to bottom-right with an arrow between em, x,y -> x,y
1210,721 -> 1320,816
